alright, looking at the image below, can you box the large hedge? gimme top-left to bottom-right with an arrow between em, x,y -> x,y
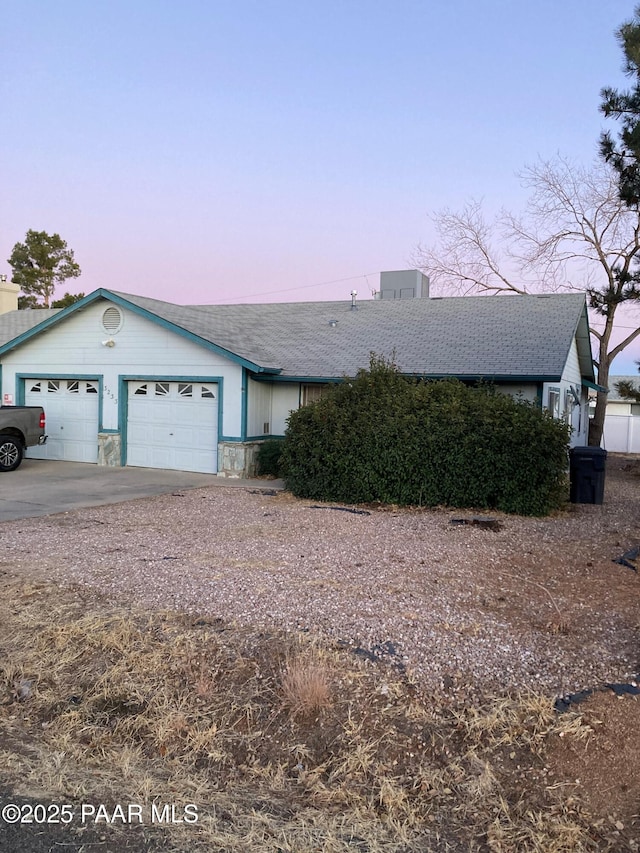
281,358 -> 571,516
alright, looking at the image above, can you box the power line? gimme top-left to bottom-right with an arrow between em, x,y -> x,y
590,323 -> 640,330
215,275 -> 640,315
216,272 -> 380,303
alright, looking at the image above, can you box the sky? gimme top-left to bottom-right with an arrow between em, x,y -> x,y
2,0 -> 640,373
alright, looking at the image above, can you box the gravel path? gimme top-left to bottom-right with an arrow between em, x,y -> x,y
1,458 -> 638,699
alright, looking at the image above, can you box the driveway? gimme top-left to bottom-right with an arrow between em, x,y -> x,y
0,459 -> 283,522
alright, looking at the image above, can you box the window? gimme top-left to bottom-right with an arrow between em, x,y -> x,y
68,380 -> 79,393
134,384 -> 148,396
302,384 -> 328,405
29,382 -> 41,393
201,386 -> 215,399
547,388 -> 560,419
86,381 -> 98,394
155,382 -> 170,396
47,381 -> 60,393
178,383 -> 193,397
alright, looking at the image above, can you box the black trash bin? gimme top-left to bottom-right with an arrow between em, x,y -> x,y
569,446 -> 607,504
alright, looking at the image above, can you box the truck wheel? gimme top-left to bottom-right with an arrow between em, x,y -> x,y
0,435 -> 24,472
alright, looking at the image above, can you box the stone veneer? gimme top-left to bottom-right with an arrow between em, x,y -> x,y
98,432 -> 122,466
96,435 -> 262,477
217,441 -> 263,478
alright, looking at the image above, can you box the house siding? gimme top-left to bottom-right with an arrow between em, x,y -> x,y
0,300 -> 245,459
271,384 -> 300,434
246,377 -> 273,438
541,339 -> 588,446
246,381 -> 305,437
0,289 -> 597,475
494,383 -> 538,403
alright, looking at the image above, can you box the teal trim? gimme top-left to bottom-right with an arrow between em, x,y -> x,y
118,376 -> 127,465
120,374 -> 223,382
0,288 -> 281,375
0,298 -> 92,357
582,378 -> 607,393
101,291 -> 280,374
0,364 -> 2,400
118,374 -> 224,466
240,367 -> 248,441
574,301 -> 597,382
99,429 -> 119,434
253,372 -> 565,384
16,373 -> 104,430
245,434 -> 284,441
251,374 -> 343,384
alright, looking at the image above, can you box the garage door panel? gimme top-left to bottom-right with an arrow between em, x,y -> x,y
127,381 -> 218,474
24,379 -> 99,463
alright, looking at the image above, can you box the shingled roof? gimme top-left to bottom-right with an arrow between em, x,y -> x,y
0,289 -> 594,383
0,308 -> 60,346
111,290 -> 593,381
607,375 -> 640,401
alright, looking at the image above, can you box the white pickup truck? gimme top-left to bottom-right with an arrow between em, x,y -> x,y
0,406 -> 47,471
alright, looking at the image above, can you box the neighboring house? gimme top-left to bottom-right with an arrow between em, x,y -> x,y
601,375 -> 640,454
0,272 -> 598,477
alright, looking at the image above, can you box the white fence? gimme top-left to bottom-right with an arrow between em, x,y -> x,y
602,415 -> 640,453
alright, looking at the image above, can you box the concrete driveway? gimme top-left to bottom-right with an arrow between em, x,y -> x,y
0,459 -> 283,522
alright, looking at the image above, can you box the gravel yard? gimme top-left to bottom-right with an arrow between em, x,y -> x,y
1,456 -> 638,700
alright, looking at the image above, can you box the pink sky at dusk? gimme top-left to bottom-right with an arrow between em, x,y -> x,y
2,0 -> 639,373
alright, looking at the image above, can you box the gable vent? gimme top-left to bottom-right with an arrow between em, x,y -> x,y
102,306 -> 123,334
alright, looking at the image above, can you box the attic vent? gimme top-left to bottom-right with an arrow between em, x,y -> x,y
102,306 -> 123,334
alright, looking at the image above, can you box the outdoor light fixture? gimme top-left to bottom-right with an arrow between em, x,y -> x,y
101,339 -> 116,348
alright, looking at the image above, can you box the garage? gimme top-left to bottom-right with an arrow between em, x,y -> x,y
24,379 -> 100,462
126,380 -> 218,473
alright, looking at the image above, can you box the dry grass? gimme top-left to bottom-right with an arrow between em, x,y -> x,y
280,650 -> 333,717
0,578 -> 632,852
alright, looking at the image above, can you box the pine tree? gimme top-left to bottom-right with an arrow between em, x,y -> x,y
8,230 -> 81,308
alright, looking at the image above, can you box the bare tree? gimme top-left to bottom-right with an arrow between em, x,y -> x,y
414,157 -> 640,445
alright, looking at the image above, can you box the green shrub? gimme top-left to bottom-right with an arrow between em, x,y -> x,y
281,356 -> 570,516
256,438 -> 285,477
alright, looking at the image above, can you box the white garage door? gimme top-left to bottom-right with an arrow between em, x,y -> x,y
24,379 -> 99,462
127,381 -> 218,473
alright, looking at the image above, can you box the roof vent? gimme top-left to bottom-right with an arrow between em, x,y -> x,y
379,270 -> 429,299
328,319 -> 338,327
102,306 -> 123,334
